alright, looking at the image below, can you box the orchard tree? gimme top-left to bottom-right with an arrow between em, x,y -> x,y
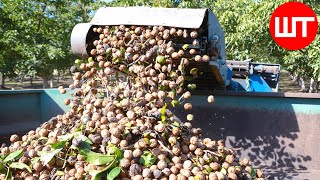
0,0 -> 97,88
0,3 -> 24,88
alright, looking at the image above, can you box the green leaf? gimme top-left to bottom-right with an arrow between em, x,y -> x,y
143,138 -> 150,145
9,162 -> 32,173
124,122 -> 132,128
190,68 -> 198,75
171,100 -> 180,108
38,148 -> 62,166
250,167 -> 256,177
75,59 -> 82,65
89,170 -> 103,180
107,145 -> 123,161
107,167 -> 121,180
89,160 -> 116,180
185,76 -> 193,81
187,84 -> 197,90
78,141 -> 92,151
58,133 -> 74,141
79,149 -> 115,165
139,151 -> 156,167
56,171 -> 64,176
3,150 -> 22,163
160,103 -> 167,122
182,44 -> 189,50
75,133 -> 93,145
158,85 -> 167,91
31,157 -> 40,164
51,141 -> 66,149
205,167 -> 213,173
120,47 -> 125,54
0,162 -> 6,174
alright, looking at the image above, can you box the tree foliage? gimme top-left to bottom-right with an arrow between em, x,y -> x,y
0,2 -> 22,82
283,1 -> 320,81
0,0 -> 97,87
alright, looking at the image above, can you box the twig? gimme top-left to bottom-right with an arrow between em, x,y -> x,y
125,38 -> 135,46
128,56 -> 142,66
144,130 -> 174,155
157,140 -> 173,155
120,144 -> 134,151
203,150 -> 222,157
188,154 -> 204,170
228,147 -> 242,151
161,40 -> 166,47
143,38 -> 151,46
124,76 -> 130,90
100,145 -> 106,154
177,94 -> 186,103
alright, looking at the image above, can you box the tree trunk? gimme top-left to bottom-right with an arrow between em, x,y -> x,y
56,71 -> 60,84
19,75 -> 23,85
42,76 -> 49,88
315,81 -> 320,93
309,78 -> 316,93
30,76 -> 33,87
299,77 -> 305,92
49,79 -> 54,88
293,73 -> 299,85
0,74 -> 5,88
289,73 -> 294,80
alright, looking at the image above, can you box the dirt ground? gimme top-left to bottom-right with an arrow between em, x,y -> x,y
1,76 -> 73,90
278,71 -> 302,92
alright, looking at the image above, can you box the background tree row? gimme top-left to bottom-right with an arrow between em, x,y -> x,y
0,0 -> 319,91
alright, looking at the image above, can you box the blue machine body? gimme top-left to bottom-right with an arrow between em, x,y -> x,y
226,60 -> 280,92
231,75 -> 273,92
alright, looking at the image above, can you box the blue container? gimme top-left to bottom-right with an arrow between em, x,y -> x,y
0,89 -> 69,135
0,89 -> 320,179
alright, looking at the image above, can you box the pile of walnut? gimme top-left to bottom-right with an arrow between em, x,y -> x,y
0,25 -> 265,180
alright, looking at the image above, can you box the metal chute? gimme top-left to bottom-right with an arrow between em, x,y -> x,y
70,7 -> 228,88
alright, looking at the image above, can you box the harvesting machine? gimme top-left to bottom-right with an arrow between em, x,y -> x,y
70,7 -> 280,93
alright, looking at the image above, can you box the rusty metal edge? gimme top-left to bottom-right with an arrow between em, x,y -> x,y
192,90 -> 320,99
